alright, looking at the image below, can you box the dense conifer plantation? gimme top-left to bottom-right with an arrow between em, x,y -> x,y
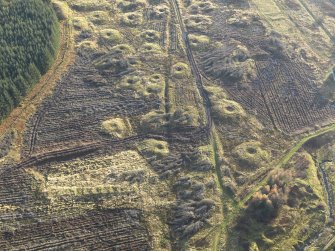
0,0 -> 60,119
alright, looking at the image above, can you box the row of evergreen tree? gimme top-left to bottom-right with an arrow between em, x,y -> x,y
0,0 -> 60,119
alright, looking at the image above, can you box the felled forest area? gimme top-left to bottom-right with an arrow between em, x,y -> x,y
185,0 -> 335,249
192,0 -> 335,134
0,0 -> 221,249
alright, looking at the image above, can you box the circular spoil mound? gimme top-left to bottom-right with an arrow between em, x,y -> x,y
77,40 -> 99,53
233,141 -> 270,169
227,10 -> 261,28
211,98 -> 245,123
117,0 -> 147,12
188,34 -> 210,51
69,0 -> 109,12
150,4 -> 170,19
169,107 -> 199,128
119,75 -> 144,92
185,15 -> 212,31
148,74 -> 164,84
204,85 -> 228,101
188,0 -> 216,14
110,44 -> 134,55
72,17 -> 90,31
88,11 -> 109,25
140,110 -> 167,133
101,118 -> 132,138
140,30 -> 160,42
201,44 -> 256,81
99,29 -> 122,45
140,43 -> 162,54
93,52 -> 135,74
146,74 -> 164,95
171,62 -> 190,79
137,139 -> 169,159
121,12 -> 143,26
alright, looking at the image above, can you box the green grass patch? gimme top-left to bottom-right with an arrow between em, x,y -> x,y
99,29 -> 122,45
120,11 -> 143,26
140,30 -> 161,42
88,11 -> 109,25
101,117 -> 132,138
137,139 -> 169,159
233,141 -> 270,169
188,34 -> 210,51
171,62 -> 190,79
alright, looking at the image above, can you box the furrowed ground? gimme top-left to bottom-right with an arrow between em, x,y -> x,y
0,0 -> 335,250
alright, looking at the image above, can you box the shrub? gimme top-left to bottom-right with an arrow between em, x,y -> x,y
170,199 -> 215,241
181,146 -> 214,172
169,109 -> 194,129
262,32 -> 286,57
245,170 -> 291,223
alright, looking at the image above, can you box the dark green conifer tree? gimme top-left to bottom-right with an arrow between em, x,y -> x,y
0,0 -> 60,120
